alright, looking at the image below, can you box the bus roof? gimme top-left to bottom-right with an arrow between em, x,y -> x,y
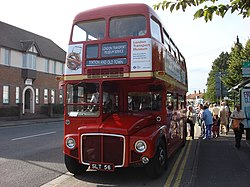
74,3 -> 160,23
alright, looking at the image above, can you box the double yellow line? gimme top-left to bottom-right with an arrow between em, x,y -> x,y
164,140 -> 192,187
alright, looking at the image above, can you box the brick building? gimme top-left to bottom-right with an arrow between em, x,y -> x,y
0,21 -> 66,117
186,90 -> 205,106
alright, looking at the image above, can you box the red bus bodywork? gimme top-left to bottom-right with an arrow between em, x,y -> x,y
63,3 -> 188,179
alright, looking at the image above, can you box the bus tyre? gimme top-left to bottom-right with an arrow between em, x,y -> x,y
65,154 -> 88,175
145,140 -> 167,179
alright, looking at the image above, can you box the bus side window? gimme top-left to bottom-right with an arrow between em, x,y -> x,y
150,18 -> 162,43
166,92 -> 174,112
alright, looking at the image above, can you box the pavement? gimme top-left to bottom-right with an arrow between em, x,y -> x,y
191,124 -> 250,187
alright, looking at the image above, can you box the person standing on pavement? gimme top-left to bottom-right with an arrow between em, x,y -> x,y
212,114 -> 220,138
212,103 -> 220,137
225,102 -> 231,133
219,102 -> 229,135
212,103 -> 220,117
197,104 -> 205,137
202,103 -> 213,139
186,106 -> 196,139
230,104 -> 245,149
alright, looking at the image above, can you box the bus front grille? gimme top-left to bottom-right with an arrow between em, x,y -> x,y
87,68 -> 124,78
81,133 -> 125,167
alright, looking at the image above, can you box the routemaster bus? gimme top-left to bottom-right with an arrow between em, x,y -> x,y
63,3 -> 188,179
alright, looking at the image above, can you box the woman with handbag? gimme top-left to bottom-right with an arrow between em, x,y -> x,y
230,104 -> 246,149
186,106 -> 195,139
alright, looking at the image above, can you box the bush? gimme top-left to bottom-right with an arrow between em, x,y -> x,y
40,105 -> 49,115
53,104 -> 64,114
40,104 -> 64,115
0,106 -> 19,117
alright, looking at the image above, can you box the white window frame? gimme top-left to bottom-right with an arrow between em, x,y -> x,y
51,89 -> 55,104
23,53 -> 37,70
16,87 -> 20,104
4,48 -> 10,65
59,89 -> 63,104
3,85 -> 9,104
35,88 -> 39,104
44,89 -> 48,104
45,59 -> 49,73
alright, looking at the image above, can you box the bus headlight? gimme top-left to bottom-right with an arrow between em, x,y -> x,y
66,137 -> 76,149
135,140 -> 147,153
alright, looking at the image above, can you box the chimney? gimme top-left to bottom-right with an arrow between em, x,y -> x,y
194,90 -> 196,94
199,90 -> 201,94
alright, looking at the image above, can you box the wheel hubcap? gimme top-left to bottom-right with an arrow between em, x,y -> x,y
159,147 -> 165,166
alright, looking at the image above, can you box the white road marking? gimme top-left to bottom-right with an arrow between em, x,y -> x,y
12,131 -> 56,141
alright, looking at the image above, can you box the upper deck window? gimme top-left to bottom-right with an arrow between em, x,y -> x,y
150,18 -> 162,42
110,15 -> 146,38
72,19 -> 105,42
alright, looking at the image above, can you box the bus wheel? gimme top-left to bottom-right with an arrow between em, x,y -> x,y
65,154 -> 88,175
145,140 -> 167,179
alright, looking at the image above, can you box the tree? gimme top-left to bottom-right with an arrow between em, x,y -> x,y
154,0 -> 250,22
222,41 -> 244,90
204,52 -> 230,103
242,39 -> 250,61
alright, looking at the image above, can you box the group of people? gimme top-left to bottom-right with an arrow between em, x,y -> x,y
187,102 -> 245,149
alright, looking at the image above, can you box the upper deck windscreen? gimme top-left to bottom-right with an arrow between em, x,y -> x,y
109,15 -> 146,38
72,15 -> 146,42
72,19 -> 105,42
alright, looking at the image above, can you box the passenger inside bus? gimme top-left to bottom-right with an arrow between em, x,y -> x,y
90,88 -> 99,103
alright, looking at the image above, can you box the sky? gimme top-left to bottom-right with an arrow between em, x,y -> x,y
1,0 -> 249,94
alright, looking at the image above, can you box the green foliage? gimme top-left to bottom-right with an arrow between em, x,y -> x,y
204,39 -> 250,103
242,39 -> 250,60
40,104 -> 64,115
52,104 -> 64,114
154,0 -> 250,21
204,52 -> 230,103
222,43 -> 244,89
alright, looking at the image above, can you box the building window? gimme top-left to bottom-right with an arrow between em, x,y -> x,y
62,63 -> 65,75
59,89 -> 63,104
35,88 -> 39,104
44,89 -> 48,104
45,59 -> 49,73
4,49 -> 10,65
51,89 -> 55,104
57,62 -> 63,75
16,87 -> 20,104
3,86 -> 9,104
50,61 -> 56,74
53,61 -> 56,74
23,53 -> 37,69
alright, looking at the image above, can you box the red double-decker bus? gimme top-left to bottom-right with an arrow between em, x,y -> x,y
63,3 -> 188,179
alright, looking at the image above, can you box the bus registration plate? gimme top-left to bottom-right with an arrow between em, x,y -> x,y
90,162 -> 115,172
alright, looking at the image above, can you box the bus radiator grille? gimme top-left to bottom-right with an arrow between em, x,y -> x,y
87,68 -> 124,78
81,134 -> 124,166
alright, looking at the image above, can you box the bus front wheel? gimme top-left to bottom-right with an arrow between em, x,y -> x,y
145,140 -> 167,179
65,154 -> 88,175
